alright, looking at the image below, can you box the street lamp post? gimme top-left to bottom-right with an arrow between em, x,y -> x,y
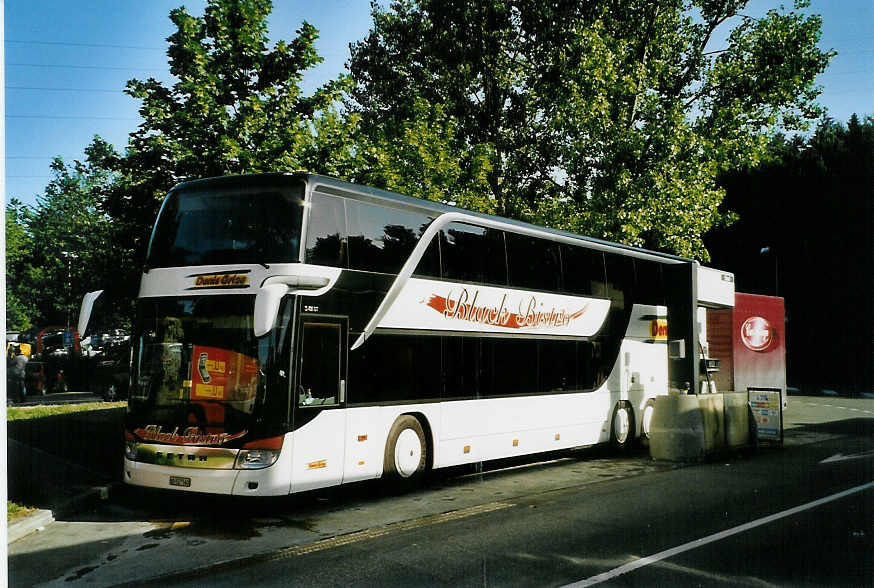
759,246 -> 778,296
62,251 -> 79,329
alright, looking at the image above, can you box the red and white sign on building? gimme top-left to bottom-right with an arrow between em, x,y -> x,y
707,293 -> 787,396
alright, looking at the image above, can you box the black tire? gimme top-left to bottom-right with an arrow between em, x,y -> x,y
610,401 -> 635,450
383,415 -> 428,486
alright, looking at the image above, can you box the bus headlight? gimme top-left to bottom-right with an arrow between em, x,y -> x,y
234,449 -> 280,469
124,430 -> 138,461
234,436 -> 284,469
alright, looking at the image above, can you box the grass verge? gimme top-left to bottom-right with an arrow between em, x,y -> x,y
8,501 -> 38,521
7,402 -> 126,421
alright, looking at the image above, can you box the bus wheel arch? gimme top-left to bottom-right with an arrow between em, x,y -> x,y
610,400 -> 635,450
383,414 -> 430,484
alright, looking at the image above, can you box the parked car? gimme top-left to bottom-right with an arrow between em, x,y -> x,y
93,340 -> 130,401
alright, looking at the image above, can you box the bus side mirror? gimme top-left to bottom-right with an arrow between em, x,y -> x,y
254,284 -> 289,337
253,274 -> 333,337
78,290 -> 104,337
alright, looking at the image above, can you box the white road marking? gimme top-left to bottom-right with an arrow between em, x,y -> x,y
565,481 -> 874,587
801,401 -> 873,415
820,449 -> 874,464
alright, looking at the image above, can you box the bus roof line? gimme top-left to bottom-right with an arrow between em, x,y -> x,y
308,173 -> 692,265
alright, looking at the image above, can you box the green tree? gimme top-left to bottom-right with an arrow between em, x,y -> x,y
97,0 -> 352,288
348,0 -> 833,259
347,100 -> 496,213
6,199 -> 35,330
6,141 -> 119,330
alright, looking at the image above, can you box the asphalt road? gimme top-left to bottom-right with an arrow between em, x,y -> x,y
9,395 -> 874,587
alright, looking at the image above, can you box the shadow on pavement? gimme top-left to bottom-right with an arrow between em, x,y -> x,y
788,417 -> 874,437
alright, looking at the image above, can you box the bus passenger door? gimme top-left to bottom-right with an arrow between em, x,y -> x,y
291,317 -> 348,493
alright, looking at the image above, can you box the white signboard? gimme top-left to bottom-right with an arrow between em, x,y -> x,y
378,277 -> 611,337
748,387 -> 783,443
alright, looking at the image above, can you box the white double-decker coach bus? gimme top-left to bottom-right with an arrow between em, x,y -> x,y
113,173 -> 721,496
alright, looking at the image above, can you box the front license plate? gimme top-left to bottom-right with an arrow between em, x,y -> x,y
169,476 -> 191,488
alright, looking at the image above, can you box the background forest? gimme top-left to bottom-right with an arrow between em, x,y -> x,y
5,0 -> 872,394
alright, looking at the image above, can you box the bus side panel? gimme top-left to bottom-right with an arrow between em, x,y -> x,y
342,404 -> 441,484
618,339 -> 669,435
289,410 -> 347,494
434,389 -> 615,468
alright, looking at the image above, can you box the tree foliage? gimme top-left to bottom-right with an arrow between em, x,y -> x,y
6,199 -> 35,330
348,0 -> 833,259
5,139 -> 119,330
97,0 -> 352,288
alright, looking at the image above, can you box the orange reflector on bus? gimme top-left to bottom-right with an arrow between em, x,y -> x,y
308,460 -> 327,470
243,436 -> 284,450
513,439 -> 519,447
555,433 -> 560,441
357,435 -> 367,442
463,445 -> 471,454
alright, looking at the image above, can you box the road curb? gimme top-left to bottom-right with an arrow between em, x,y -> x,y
8,484 -> 116,545
8,509 -> 55,544
54,483 -> 115,518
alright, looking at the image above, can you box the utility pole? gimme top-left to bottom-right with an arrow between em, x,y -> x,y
62,251 -> 79,329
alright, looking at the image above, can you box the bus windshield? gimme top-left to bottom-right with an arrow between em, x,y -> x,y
128,296 -> 286,443
146,178 -> 305,268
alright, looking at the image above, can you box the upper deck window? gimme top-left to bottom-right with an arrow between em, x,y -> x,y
147,179 -> 305,268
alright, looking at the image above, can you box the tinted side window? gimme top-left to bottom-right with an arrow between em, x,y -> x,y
413,236 -> 441,278
506,234 -> 561,291
488,338 -> 538,396
578,341 -> 605,391
349,334 -> 441,404
539,340 -> 578,392
442,337 -> 483,400
561,245 -> 606,298
305,193 -> 347,267
441,223 -> 507,285
347,200 -> 434,274
634,259 -> 666,306
605,253 -> 635,310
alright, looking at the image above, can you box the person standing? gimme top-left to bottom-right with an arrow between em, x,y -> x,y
9,347 -> 28,403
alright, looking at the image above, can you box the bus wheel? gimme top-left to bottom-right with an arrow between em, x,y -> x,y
610,401 -> 635,450
384,415 -> 428,484
639,399 -> 656,447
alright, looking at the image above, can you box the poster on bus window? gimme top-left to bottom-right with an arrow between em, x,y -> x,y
190,346 -> 259,402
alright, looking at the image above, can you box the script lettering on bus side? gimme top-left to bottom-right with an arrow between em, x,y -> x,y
192,273 -> 250,288
426,288 -> 588,330
134,425 -> 247,445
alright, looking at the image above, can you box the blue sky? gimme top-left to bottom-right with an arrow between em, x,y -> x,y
4,0 -> 873,208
